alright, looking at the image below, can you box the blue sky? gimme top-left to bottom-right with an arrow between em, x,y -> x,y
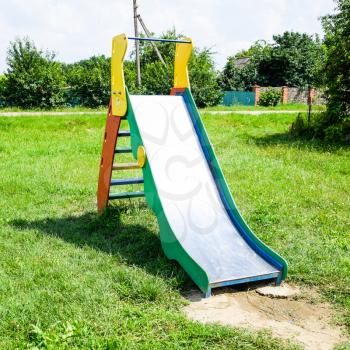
0,0 -> 335,73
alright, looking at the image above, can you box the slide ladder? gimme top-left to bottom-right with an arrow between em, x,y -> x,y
97,101 -> 144,212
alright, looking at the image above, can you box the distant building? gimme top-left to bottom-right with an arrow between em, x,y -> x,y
234,57 -> 251,68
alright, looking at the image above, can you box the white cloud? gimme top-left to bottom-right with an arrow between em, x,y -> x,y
0,0 -> 335,73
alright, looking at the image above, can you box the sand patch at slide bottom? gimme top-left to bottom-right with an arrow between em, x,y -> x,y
183,284 -> 347,350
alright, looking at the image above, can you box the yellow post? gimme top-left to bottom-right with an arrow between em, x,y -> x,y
137,146 -> 146,168
173,38 -> 193,89
111,34 -> 128,116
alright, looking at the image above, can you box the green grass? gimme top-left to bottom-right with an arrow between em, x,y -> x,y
203,103 -> 326,112
0,112 -> 349,349
203,111 -> 350,327
0,103 -> 325,114
0,105 -> 107,113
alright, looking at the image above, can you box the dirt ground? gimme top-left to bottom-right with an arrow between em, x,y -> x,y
183,284 -> 348,350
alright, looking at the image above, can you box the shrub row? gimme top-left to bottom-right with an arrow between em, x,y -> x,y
0,37 -> 222,109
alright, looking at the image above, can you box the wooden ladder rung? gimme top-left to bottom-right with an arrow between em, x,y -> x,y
110,178 -> 144,186
109,191 -> 145,200
115,147 -> 132,154
118,130 -> 130,137
112,162 -> 140,170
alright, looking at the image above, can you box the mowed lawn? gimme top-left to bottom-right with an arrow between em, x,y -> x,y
0,112 -> 349,349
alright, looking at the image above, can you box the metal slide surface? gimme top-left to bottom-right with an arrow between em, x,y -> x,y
130,95 -> 280,284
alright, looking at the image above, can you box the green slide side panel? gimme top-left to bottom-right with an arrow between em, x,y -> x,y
183,88 -> 288,280
125,91 -> 210,293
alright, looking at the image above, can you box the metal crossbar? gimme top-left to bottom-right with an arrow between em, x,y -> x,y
128,37 -> 191,44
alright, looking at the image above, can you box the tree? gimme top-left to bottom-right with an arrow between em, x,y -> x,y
64,56 -> 110,107
291,2 -> 350,143
220,32 -> 325,91
322,0 -> 350,119
235,40 -> 270,59
61,29 -> 222,107
128,29 -> 222,107
124,60 -> 147,94
258,32 -> 325,87
2,30 -> 222,109
219,56 -> 257,91
139,60 -> 172,95
189,49 -> 223,107
0,75 -> 6,107
3,38 -> 65,108
220,40 -> 271,91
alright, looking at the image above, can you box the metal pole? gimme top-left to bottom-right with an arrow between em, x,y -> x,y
133,0 -> 141,86
307,84 -> 312,125
128,37 -> 191,44
136,15 -> 167,67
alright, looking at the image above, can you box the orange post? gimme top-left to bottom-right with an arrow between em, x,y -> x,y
97,100 -> 122,213
308,87 -> 315,105
252,85 -> 260,106
281,86 -> 289,104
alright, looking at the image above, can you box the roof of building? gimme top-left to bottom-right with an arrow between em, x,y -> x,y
235,57 -> 251,67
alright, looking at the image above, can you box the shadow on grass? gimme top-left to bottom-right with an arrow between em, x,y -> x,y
251,131 -> 349,152
10,203 -> 191,290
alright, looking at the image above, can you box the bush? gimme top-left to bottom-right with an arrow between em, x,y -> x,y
139,61 -> 172,96
258,88 -> 281,106
324,124 -> 344,142
322,0 -> 350,120
0,75 -> 6,107
1,32 -> 222,109
290,112 -> 350,143
221,32 -> 325,91
3,38 -> 65,109
290,113 -> 308,136
64,56 -> 110,107
298,0 -> 350,143
189,49 -> 223,107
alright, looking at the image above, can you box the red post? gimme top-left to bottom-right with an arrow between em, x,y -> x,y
97,100 -> 122,213
281,86 -> 288,104
252,85 -> 260,106
308,87 -> 315,105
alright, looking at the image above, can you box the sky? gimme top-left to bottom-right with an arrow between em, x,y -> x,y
0,0 -> 336,73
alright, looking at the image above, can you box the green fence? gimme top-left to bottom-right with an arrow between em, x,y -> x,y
222,91 -> 255,106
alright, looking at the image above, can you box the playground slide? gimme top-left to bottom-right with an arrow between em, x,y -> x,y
125,88 -> 287,296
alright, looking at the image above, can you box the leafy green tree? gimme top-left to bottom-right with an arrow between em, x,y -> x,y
64,56 -> 147,107
235,40 -> 270,59
138,29 -> 177,67
291,2 -> 350,143
221,32 -> 325,90
322,0 -> 350,120
189,49 -> 223,107
124,60 -> 146,94
62,29 -> 222,107
139,61 -> 172,95
258,88 -> 281,106
0,75 -> 7,107
128,29 -> 222,106
3,38 -> 65,108
220,40 -> 270,91
64,55 -> 110,107
258,32 -> 325,87
219,56 -> 257,91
